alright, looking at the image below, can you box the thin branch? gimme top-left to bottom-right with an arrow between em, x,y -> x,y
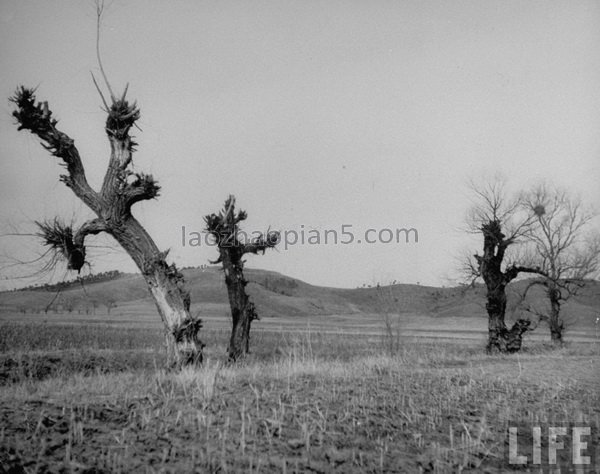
0,248 -> 54,272
90,72 -> 110,112
95,0 -> 116,102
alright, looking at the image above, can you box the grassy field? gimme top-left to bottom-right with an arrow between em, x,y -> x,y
0,319 -> 599,473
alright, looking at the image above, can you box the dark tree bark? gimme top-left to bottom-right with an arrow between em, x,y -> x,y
475,220 -> 543,352
205,196 -> 278,362
547,284 -> 563,343
10,87 -> 204,367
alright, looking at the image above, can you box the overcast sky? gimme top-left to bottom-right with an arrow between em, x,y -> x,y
1,1 -> 599,290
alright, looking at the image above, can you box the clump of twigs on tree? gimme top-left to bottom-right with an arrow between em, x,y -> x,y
103,85 -> 140,143
35,218 -> 86,273
127,172 -> 161,203
10,87 -> 74,158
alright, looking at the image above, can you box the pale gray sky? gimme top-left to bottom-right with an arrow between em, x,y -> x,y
1,1 -> 599,289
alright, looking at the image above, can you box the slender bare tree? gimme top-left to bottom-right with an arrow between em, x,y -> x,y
465,176 -> 546,352
10,85 -> 203,366
205,195 -> 279,361
374,282 -> 403,356
518,183 -> 600,343
102,296 -> 118,315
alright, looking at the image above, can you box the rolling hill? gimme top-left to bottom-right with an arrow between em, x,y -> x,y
1,267 -> 599,330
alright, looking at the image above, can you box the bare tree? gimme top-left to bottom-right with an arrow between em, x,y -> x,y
374,282 -> 403,356
204,196 -> 278,362
62,296 -> 76,314
465,177 -> 546,352
518,183 -> 600,343
101,296 -> 117,315
90,297 -> 100,315
10,85 -> 203,365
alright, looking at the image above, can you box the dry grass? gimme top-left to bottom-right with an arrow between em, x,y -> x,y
0,322 -> 598,472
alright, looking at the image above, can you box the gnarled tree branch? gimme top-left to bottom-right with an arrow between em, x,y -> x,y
35,217 -> 106,273
100,94 -> 140,202
504,265 -> 547,284
10,87 -> 99,212
122,173 -> 161,207
242,231 -> 280,255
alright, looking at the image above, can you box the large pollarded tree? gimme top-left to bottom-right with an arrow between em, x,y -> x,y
205,195 -> 278,361
10,85 -> 204,367
466,177 -> 546,352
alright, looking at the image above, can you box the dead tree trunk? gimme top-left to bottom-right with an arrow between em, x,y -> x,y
222,249 -> 258,360
11,87 -> 203,367
547,285 -> 563,344
205,196 -> 278,362
475,220 -> 541,353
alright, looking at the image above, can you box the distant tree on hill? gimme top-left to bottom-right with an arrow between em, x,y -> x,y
90,298 -> 99,315
204,195 -> 279,362
62,297 -> 75,314
101,296 -> 117,315
8,4 -> 203,366
374,283 -> 403,356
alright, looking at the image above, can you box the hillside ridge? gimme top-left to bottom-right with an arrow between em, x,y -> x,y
1,267 -> 598,326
